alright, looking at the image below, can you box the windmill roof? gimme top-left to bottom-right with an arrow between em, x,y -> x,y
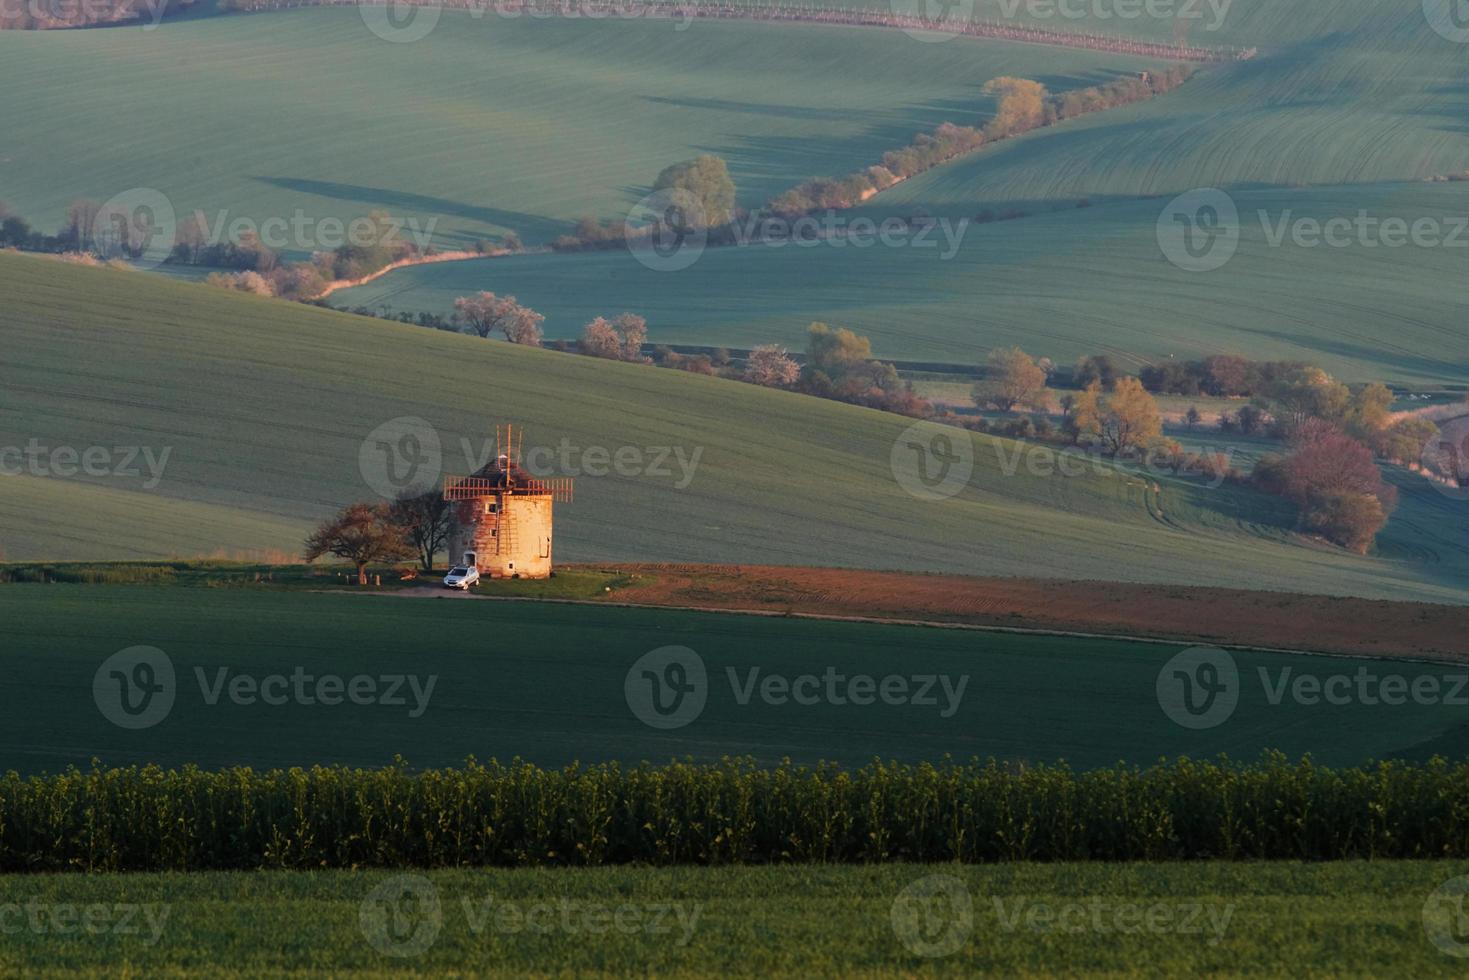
469,459 -> 537,485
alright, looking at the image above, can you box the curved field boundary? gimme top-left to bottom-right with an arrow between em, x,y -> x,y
226,0 -> 1256,62
311,246 -> 550,300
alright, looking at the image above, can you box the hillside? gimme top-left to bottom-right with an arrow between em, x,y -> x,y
2,251 -> 1466,602
868,4 -> 1469,216
326,0 -> 1469,382
339,182 -> 1469,385
0,9 -> 1156,251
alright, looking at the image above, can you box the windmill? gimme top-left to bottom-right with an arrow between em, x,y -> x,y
442,424 -> 574,579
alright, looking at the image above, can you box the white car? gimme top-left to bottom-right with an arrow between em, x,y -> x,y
442,566 -> 480,590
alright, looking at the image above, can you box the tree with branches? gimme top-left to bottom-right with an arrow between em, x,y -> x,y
389,489 -> 453,573
303,503 -> 414,585
744,345 -> 801,387
973,346 -> 1049,412
452,292 -> 545,345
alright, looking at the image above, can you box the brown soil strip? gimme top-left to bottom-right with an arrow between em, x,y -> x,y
568,563 -> 1468,661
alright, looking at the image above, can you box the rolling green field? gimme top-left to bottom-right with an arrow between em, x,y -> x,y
342,181 -> 1469,385
7,5 -> 1469,976
735,0 -> 1390,49
4,252 -> 1469,601
0,8 -> 1156,250
2,585 -> 1467,773
1,862 -> 1466,975
326,0 -> 1469,381
11,1 -> 1468,386
867,3 -> 1469,217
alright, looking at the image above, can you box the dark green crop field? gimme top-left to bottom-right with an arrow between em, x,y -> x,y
2,585 -> 1465,774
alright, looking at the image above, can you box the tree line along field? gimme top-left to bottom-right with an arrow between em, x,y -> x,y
0,8 -> 1159,252
341,182 -> 1469,386
2,585 -> 1468,774
863,3 -> 1469,217
3,862 -> 1465,976
5,252 -> 1469,602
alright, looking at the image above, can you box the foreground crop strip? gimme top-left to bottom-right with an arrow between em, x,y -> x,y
5,755 -> 1469,870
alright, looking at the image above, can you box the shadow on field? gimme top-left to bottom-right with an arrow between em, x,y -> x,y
252,176 -> 557,240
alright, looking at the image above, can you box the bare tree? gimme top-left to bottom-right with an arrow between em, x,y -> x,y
389,488 -> 452,572
65,199 -> 102,251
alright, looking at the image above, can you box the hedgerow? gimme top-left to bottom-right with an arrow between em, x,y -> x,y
2,754 -> 1466,871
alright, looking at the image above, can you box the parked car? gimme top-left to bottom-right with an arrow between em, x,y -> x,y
442,566 -> 480,590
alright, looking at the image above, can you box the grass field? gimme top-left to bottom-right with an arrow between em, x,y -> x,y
1,862 -> 1466,975
868,4 -> 1469,214
0,9 -> 1156,251
320,0 -> 1469,383
3,585 -> 1468,774
341,181 -> 1469,385
5,252 -> 1469,602
734,0 -> 1393,49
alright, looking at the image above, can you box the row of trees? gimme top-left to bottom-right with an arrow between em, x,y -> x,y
972,347 -> 1165,455
200,211 -> 440,300
0,200 -> 111,254
451,292 -> 545,345
765,68 -> 1192,220
556,67 -> 1192,252
964,345 -> 1439,553
0,0 -> 189,29
439,299 -> 928,416
448,291 -> 650,362
439,307 -> 927,417
1,200 -> 451,303
1140,355 -> 1289,398
554,156 -> 738,251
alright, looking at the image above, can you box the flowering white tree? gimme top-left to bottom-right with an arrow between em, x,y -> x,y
744,345 -> 800,387
580,312 -> 648,362
452,292 -> 544,345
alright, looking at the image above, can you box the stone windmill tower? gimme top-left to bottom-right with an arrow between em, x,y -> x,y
443,425 -> 574,579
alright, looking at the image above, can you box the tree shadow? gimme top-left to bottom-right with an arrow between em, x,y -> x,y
251,177 -> 559,241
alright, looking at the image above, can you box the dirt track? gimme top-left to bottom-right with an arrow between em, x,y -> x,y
572,564 -> 1468,660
